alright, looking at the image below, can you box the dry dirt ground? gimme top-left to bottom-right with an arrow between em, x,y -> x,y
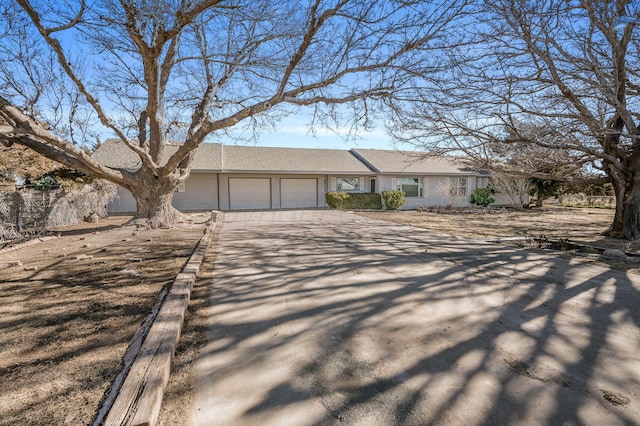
0,206 -> 635,425
357,206 -> 616,244
0,213 -> 210,426
357,206 -> 640,272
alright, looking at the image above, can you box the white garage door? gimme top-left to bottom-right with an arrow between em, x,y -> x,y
229,178 -> 271,210
280,178 -> 318,208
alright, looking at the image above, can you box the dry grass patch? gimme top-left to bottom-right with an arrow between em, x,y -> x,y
357,206 -> 640,271
0,214 -> 210,425
357,206 -> 614,243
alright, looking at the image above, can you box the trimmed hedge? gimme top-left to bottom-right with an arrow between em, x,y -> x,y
326,191 -> 383,209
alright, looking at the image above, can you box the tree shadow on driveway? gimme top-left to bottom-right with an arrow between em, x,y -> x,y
193,211 -> 640,426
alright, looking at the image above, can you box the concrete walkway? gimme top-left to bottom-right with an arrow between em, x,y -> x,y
193,210 -> 640,425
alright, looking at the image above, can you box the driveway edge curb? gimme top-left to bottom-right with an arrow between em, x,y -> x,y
100,211 -> 223,426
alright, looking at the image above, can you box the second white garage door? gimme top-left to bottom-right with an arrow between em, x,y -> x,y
280,178 -> 318,208
229,178 -> 271,210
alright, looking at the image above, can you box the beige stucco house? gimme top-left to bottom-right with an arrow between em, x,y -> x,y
92,139 -> 488,213
349,149 -> 489,209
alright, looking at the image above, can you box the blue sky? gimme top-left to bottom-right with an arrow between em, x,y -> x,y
227,118 -> 401,151
212,109 -> 411,151
4,1 -> 423,153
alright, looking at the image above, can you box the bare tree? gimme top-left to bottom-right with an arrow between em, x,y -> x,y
0,0 -> 470,226
489,173 -> 533,210
487,121 -> 585,176
435,179 -> 466,208
390,0 -> 640,239
489,121 -> 583,206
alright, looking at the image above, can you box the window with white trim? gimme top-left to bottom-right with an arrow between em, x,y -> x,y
336,177 -> 360,191
449,177 -> 467,197
396,177 -> 424,197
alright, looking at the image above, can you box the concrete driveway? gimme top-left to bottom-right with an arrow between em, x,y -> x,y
193,210 -> 640,425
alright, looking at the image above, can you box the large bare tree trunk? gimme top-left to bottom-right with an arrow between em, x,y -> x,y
133,188 -> 182,228
605,175 -> 626,237
602,165 -> 640,240
620,169 -> 640,240
128,171 -> 183,228
603,128 -> 640,240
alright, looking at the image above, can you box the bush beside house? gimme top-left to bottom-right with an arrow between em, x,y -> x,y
470,187 -> 495,207
381,189 -> 406,210
326,191 -> 383,209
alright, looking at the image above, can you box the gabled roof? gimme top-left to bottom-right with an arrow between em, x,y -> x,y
92,139 -> 142,169
350,148 -> 479,175
221,145 -> 371,174
190,143 -> 222,170
92,139 -> 222,170
92,139 -> 480,176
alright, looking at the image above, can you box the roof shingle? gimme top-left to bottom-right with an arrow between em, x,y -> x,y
221,145 -> 371,174
92,139 -> 480,176
92,139 -> 222,170
350,149 -> 477,175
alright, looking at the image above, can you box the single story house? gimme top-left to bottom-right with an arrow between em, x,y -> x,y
92,139 -> 490,213
350,148 -> 488,210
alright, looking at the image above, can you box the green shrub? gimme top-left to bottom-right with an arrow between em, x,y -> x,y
381,189 -> 406,210
470,187 -> 495,207
326,191 -> 350,209
325,191 -> 382,209
348,193 -> 383,209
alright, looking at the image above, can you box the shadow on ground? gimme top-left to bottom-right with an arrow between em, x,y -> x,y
0,220 -> 205,425
193,211 -> 640,426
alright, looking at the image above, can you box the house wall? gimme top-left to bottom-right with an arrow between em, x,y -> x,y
491,193 -> 531,208
107,172 -> 377,213
106,171 -> 492,214
109,186 -> 137,213
377,174 -> 480,209
173,172 -> 219,211
107,172 -> 218,213
473,176 -> 530,207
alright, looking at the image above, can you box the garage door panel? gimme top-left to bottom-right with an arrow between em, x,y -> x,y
229,178 -> 271,210
281,178 -> 318,208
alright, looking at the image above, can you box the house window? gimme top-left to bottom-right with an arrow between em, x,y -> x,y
336,177 -> 360,191
449,177 -> 467,197
397,177 -> 424,197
